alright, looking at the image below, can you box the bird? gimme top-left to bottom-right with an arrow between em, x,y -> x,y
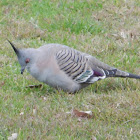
8,40 -> 140,93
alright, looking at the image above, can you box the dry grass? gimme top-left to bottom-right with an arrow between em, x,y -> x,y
0,0 -> 140,139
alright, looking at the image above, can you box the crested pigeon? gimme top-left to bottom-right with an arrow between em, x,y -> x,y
8,41 -> 140,93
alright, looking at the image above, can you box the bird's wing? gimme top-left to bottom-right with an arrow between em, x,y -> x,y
55,48 -> 107,83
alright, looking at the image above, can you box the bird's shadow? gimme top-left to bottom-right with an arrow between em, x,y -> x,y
85,78 -> 138,94
24,78 -> 138,97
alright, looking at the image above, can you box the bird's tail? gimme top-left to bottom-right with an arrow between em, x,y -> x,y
104,69 -> 140,79
127,73 -> 140,79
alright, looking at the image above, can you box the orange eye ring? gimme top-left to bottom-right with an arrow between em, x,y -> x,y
25,58 -> 30,63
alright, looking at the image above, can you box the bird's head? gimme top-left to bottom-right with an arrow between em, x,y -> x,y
8,40 -> 31,74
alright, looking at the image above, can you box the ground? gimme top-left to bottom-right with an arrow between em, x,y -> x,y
0,0 -> 140,139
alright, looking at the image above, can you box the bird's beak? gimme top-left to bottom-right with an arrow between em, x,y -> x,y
21,66 -> 26,74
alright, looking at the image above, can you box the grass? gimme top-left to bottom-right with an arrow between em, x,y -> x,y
0,0 -> 140,139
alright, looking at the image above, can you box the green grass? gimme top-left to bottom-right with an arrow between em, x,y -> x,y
0,0 -> 140,139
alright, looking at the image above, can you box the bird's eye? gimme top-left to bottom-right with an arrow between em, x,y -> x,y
25,58 -> 30,63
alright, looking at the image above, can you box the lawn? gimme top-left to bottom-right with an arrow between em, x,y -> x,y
0,0 -> 140,139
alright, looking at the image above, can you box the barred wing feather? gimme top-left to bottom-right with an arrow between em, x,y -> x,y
56,48 -> 106,83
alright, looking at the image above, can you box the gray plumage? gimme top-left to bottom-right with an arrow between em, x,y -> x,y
8,41 -> 140,93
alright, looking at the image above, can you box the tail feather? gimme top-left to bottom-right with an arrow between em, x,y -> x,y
105,69 -> 140,79
128,73 -> 140,79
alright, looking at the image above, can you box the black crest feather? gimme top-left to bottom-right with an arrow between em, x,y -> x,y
7,40 -> 19,55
